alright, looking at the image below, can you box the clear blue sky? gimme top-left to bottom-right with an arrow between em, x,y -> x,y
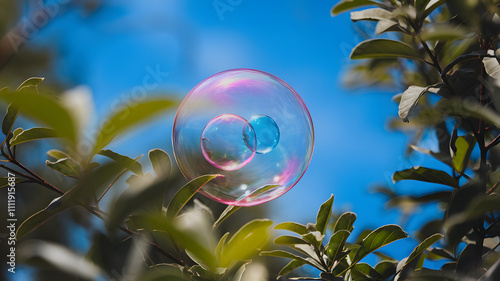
27,0 -> 449,263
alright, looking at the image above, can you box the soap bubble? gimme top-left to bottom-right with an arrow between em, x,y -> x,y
201,114 -> 256,171
244,114 -> 280,154
172,69 -> 314,206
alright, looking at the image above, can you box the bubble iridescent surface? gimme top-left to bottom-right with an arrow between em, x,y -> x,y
172,69 -> 314,206
201,114 -> 256,171
244,114 -> 280,154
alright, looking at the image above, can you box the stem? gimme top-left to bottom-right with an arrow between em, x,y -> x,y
0,161 -> 185,266
97,169 -> 127,203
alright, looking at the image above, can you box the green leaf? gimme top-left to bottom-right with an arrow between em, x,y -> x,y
374,260 -> 397,279
166,174 -> 221,220
0,177 -> 27,188
351,8 -> 393,22
435,98 -> 500,128
1,78 -> 43,137
333,212 -> 357,233
97,149 -> 144,175
351,263 -> 384,281
238,184 -> 281,203
350,39 -> 423,61
219,219 -> 273,267
483,50 -> 500,80
107,175 -> 170,233
148,148 -> 171,178
316,194 -> 334,235
392,166 -> 457,188
260,250 -> 323,270
443,182 -> 479,250
399,84 -> 442,122
0,88 -> 77,145
274,222 -> 308,235
351,225 -> 408,267
421,0 -> 445,20
92,98 -> 177,154
405,233 -> 443,267
144,213 -> 217,270
46,149 -> 70,160
326,230 -> 351,264
67,162 -> 125,202
9,127 -> 58,146
213,205 -> 241,230
274,235 -> 310,245
451,134 -> 475,174
46,158 -> 81,178
16,77 -> 44,90
420,24 -> 468,41
278,259 -> 307,278
427,247 -> 455,260
1,88 -> 16,137
16,196 -> 73,240
331,0 -> 381,15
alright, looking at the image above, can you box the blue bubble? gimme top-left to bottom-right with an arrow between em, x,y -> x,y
244,115 -> 280,154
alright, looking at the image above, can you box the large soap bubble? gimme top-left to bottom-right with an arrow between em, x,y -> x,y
172,69 -> 314,206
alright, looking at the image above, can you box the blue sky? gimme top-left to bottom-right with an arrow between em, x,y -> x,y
25,0 -> 451,263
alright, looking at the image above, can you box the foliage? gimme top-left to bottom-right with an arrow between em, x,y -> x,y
2,1 -> 500,280
331,0 -> 500,280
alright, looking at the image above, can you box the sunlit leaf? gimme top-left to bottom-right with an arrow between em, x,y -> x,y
92,98 -> 177,154
404,233 -> 443,267
333,212 -> 357,233
350,39 -> 423,61
2,78 -> 43,137
350,225 -> 408,268
16,77 -> 44,90
0,88 -> 77,145
274,221 -> 309,235
46,149 -> 71,160
392,166 -> 457,188
219,219 -> 273,267
451,134 -> 475,175
10,127 -> 58,146
421,0 -> 445,20
316,194 -> 334,235
18,240 -> 102,280
97,149 -> 144,175
399,84 -> 441,122
331,0 -> 381,15
213,205 -> 241,230
149,148 -> 171,178
46,158 -> 81,178
483,50 -> 500,79
351,8 -> 393,22
326,230 -> 351,263
166,174 -> 220,220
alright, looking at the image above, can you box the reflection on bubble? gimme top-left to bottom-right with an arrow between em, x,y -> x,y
244,115 -> 280,154
201,114 -> 256,171
172,69 -> 314,206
